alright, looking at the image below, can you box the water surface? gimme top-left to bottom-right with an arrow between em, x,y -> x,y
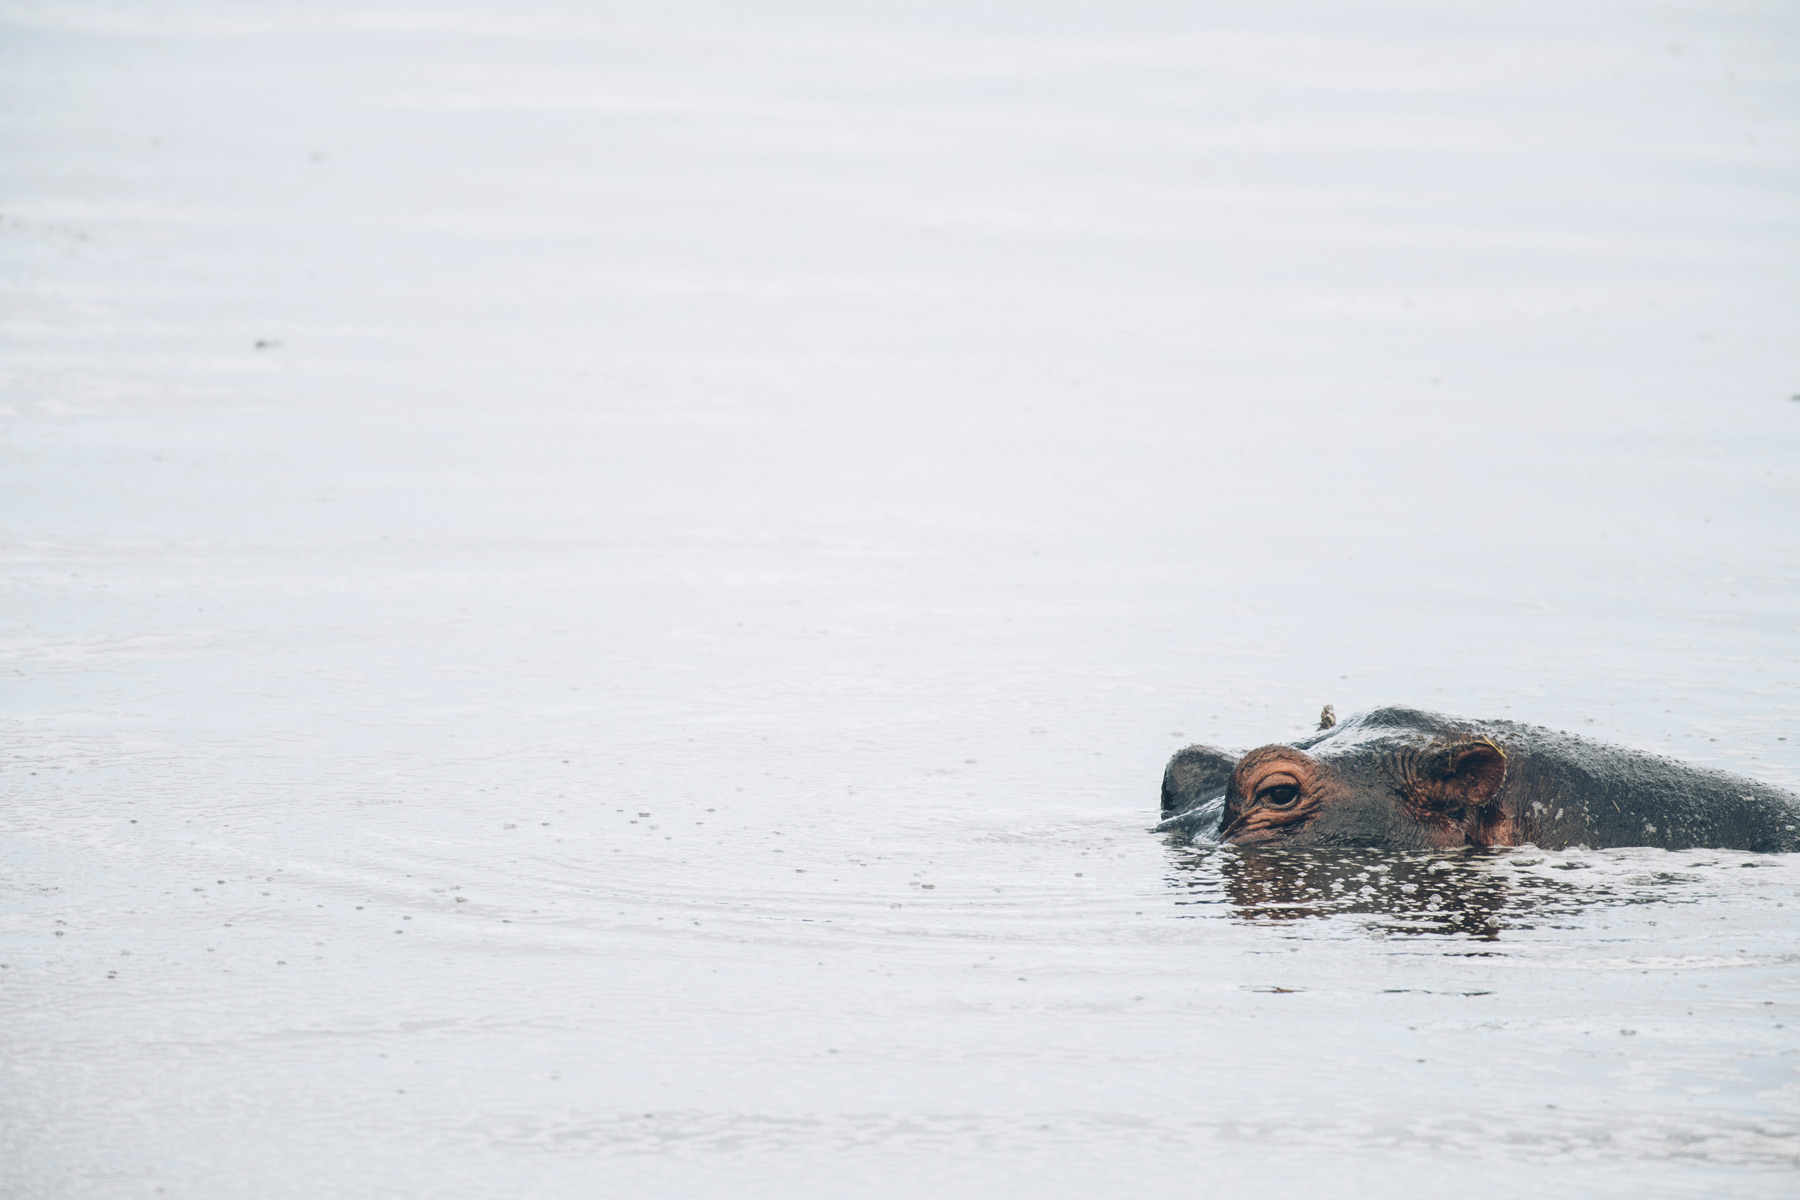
3,1 -> 1798,1195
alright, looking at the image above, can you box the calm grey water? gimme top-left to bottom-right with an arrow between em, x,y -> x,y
4,2 -> 1798,1195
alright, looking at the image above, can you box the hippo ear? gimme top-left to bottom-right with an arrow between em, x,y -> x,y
1409,738 -> 1508,819
1162,744 -> 1242,817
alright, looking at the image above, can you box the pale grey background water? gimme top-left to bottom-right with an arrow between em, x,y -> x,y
3,1 -> 1798,1196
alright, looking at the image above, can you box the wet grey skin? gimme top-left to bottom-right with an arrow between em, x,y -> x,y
1156,706 -> 1800,853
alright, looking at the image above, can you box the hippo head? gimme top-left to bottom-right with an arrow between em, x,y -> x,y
1161,708 -> 1513,850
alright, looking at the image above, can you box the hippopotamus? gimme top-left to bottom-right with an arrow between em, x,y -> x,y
1157,706 -> 1800,853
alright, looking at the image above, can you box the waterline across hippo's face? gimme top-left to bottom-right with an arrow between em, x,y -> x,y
1158,706 -> 1800,854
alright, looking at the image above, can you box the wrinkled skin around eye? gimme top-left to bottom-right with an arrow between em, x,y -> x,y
1219,752 -> 1330,843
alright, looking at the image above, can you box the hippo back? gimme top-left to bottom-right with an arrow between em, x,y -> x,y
1474,720 -> 1800,852
1307,708 -> 1800,853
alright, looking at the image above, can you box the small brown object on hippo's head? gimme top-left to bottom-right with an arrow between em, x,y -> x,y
1317,705 -> 1336,730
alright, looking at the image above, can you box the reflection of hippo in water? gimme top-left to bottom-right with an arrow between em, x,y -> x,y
1173,847 -> 1526,938
1158,707 -> 1800,853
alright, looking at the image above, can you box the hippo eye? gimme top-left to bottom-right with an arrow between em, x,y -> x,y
1256,782 -> 1301,809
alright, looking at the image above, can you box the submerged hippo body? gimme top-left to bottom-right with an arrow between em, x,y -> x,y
1158,707 -> 1800,853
